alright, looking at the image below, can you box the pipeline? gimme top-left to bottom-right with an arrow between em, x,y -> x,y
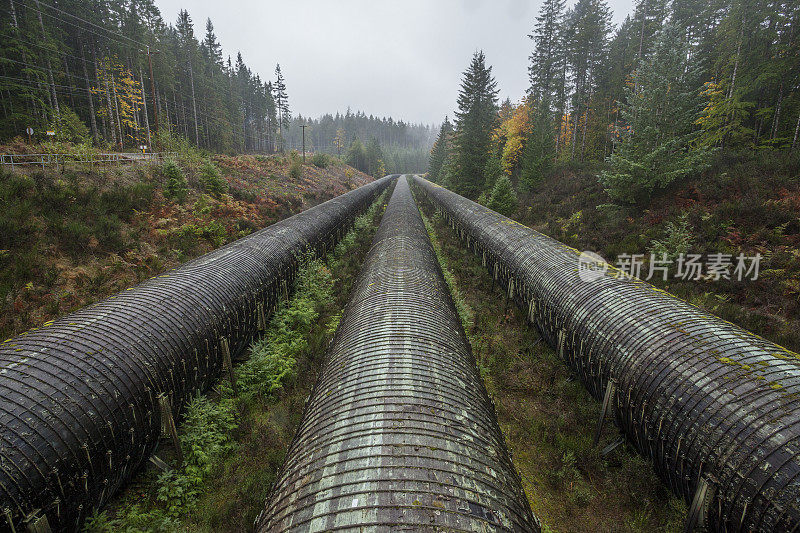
0,175 -> 396,532
255,176 -> 539,532
412,176 -> 800,533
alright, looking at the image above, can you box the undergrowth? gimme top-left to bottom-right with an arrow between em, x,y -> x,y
83,189 -> 389,533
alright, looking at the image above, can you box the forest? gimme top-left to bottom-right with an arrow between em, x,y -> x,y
430,0 -> 799,206
0,0 -> 433,173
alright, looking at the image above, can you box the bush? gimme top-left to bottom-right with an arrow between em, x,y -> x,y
311,153 -> 329,168
289,157 -> 303,180
199,159 -> 228,197
649,212 -> 694,261
487,175 -> 518,217
163,159 -> 188,202
48,106 -> 90,143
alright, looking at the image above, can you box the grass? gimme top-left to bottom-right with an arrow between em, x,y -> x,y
414,188 -> 686,533
83,189 -> 390,533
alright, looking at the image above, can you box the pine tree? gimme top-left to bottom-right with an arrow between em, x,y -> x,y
345,138 -> 367,172
487,175 -> 518,216
529,0 -> 566,105
520,104 -> 555,189
600,24 -> 712,204
202,19 -> 223,69
273,64 -> 290,138
565,0 -> 612,160
365,137 -> 384,177
451,51 -> 499,199
428,117 -> 453,183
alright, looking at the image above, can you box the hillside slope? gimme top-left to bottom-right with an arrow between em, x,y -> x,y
517,152 -> 800,353
0,150 -> 373,339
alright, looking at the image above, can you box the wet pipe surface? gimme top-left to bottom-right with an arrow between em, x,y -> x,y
255,176 -> 540,532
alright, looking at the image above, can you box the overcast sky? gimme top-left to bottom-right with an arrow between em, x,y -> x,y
154,0 -> 635,126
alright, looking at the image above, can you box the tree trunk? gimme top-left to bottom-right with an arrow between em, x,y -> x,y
33,0 -> 60,122
771,84 -> 782,140
728,15 -> 745,100
81,46 -> 99,145
102,60 -> 117,146
110,65 -> 123,147
140,68 -> 151,147
63,57 -> 76,109
793,110 -> 799,150
9,0 -> 18,28
580,107 -> 588,161
634,0 -> 647,94
188,61 -> 200,146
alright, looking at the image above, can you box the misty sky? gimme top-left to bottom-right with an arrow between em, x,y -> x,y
154,0 -> 635,126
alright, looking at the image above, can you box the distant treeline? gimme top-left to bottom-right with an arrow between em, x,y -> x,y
283,111 -> 436,174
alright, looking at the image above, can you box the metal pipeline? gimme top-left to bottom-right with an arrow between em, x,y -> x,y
412,175 -> 800,533
255,176 -> 539,532
0,175 -> 396,532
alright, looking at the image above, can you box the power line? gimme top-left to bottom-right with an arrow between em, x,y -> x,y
17,0 -> 152,50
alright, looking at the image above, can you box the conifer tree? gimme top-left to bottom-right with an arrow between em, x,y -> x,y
428,117 -> 453,183
451,51 -> 499,199
520,104 -> 555,189
202,19 -> 223,69
487,175 -> 518,216
365,137 -> 384,177
273,64 -> 290,135
345,138 -> 367,172
600,24 -> 712,204
529,0 -> 566,105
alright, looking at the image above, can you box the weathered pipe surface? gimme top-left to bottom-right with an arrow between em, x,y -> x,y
0,176 -> 395,532
413,176 -> 800,532
255,177 -> 539,532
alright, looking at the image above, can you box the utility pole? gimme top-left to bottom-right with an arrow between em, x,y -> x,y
147,47 -> 160,146
300,123 -> 307,163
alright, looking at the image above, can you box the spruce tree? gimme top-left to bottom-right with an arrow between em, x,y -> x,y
365,138 -> 384,177
345,138 -> 367,172
600,24 -> 712,204
487,175 -> 518,216
520,105 -> 555,189
452,51 -> 499,199
273,64 -> 290,142
529,0 -> 566,104
428,117 -> 453,183
202,19 -> 223,68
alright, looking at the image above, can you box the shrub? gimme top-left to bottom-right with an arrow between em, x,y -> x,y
48,106 -> 90,143
487,175 -> 518,217
163,159 -> 188,202
649,212 -> 694,261
199,159 -> 228,197
289,157 -> 303,180
311,153 -> 329,168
